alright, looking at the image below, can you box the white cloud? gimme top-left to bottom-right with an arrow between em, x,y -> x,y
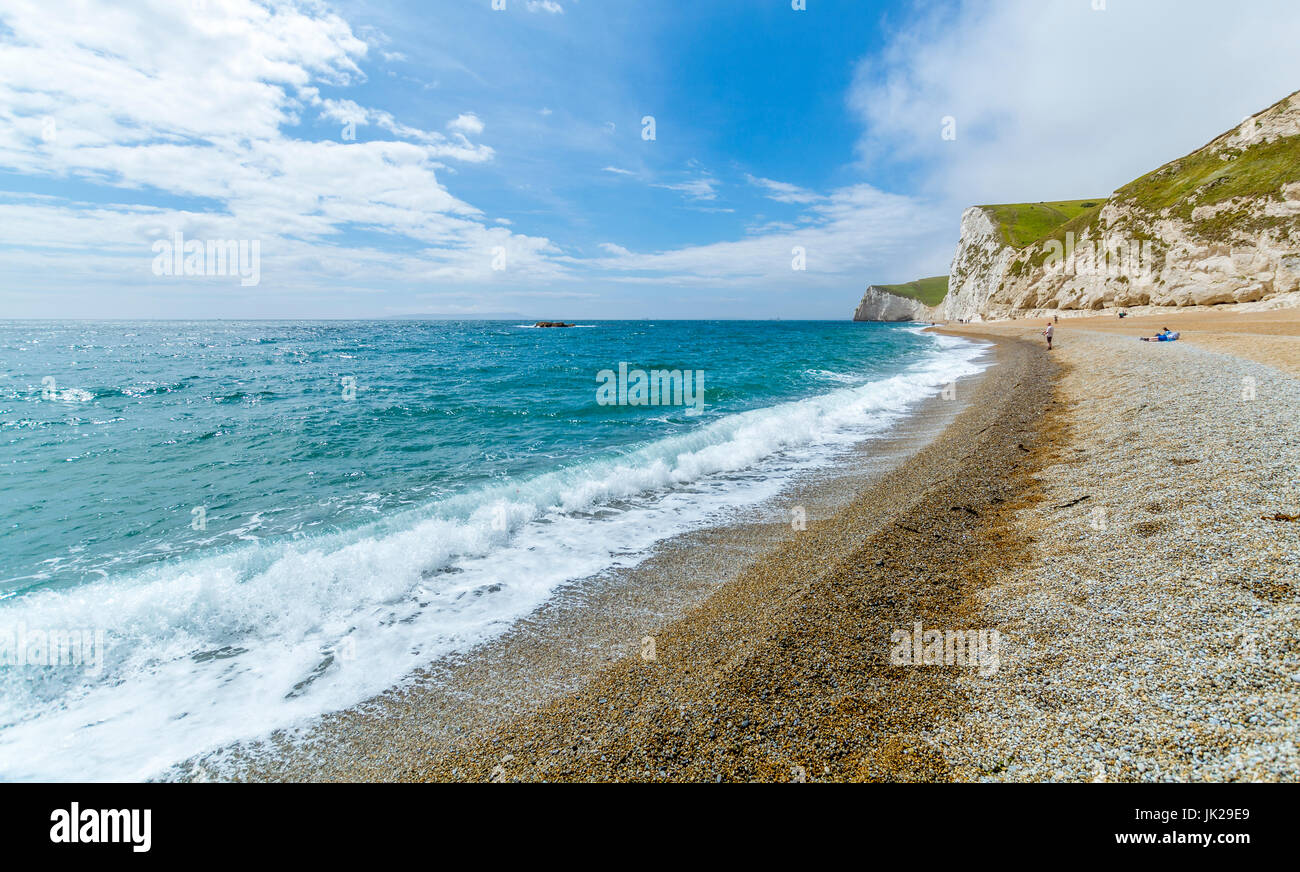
745,174 -> 822,204
314,97 -> 493,161
653,177 -> 719,202
526,1 -> 564,14
607,0 -> 1300,295
849,0 -> 1300,208
10,0 -> 1294,317
0,0 -> 567,307
447,112 -> 486,136
595,183 -> 946,286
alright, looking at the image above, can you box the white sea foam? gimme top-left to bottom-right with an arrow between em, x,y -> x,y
0,332 -> 990,781
804,368 -> 862,384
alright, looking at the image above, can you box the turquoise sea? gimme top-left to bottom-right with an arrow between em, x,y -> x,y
0,319 -> 988,779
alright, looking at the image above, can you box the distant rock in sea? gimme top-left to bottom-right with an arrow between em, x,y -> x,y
533,321 -> 574,328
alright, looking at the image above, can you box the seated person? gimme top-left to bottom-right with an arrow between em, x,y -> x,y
1140,328 -> 1180,342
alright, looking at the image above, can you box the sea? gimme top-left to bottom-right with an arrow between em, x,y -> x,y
0,319 -> 989,780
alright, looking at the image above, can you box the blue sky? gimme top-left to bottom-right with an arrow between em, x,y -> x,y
3,0 -> 1300,318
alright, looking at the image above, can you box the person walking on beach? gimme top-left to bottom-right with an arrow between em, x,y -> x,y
1043,321 -> 1054,350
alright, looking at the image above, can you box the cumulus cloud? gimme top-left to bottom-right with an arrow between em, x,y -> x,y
446,112 -> 486,136
848,0 -> 1300,207
313,97 -> 493,161
0,0 -> 563,306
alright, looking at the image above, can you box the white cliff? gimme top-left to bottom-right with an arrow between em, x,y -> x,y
852,286 -> 938,321
941,90 -> 1300,322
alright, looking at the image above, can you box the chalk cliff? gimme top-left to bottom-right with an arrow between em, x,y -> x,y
941,89 -> 1300,321
852,286 -> 938,322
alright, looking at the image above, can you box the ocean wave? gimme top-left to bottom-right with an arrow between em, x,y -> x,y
0,332 -> 989,781
803,368 -> 862,384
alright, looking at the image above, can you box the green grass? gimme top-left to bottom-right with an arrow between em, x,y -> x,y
877,275 -> 949,306
988,91 -> 1300,288
1015,123 -> 1300,267
1018,201 -> 1110,273
980,199 -> 1107,248
1116,133 -> 1300,223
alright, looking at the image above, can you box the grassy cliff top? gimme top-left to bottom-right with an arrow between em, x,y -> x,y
1116,132 -> 1300,220
1116,89 -> 1300,220
999,90 -> 1300,263
876,275 -> 949,306
979,200 -> 1107,248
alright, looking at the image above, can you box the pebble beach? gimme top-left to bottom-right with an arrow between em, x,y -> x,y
936,311 -> 1299,782
222,308 -> 1298,783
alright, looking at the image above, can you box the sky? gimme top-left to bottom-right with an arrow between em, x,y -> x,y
2,0 -> 1300,319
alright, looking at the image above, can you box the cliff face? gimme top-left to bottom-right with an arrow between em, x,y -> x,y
852,286 -> 938,321
942,207 -> 1013,322
942,90 -> 1300,321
